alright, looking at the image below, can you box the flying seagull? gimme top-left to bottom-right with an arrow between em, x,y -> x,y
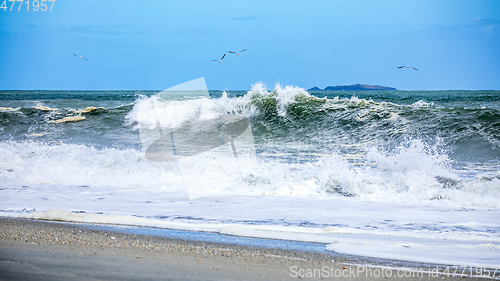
73,53 -> 88,61
228,49 -> 246,55
212,54 -> 226,63
398,65 -> 418,70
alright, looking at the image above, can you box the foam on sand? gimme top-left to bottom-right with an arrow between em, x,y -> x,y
4,208 -> 499,268
326,236 -> 499,268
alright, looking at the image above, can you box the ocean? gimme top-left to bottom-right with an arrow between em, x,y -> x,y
1,81 -> 499,268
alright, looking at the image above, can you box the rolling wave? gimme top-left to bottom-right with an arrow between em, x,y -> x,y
1,85 -> 499,207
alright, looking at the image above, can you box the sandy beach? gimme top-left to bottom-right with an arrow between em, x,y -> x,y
1,217 -> 491,280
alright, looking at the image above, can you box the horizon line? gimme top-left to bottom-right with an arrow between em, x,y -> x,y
1,88 -> 499,92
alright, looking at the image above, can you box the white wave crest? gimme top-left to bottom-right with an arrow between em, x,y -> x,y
0,141 -> 184,190
0,138 -> 498,209
126,83 -> 316,130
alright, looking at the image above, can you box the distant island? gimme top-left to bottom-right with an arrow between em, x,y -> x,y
308,84 -> 397,91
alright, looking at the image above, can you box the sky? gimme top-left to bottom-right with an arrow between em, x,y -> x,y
1,0 -> 499,90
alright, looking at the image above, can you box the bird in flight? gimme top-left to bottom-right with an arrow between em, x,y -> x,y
73,53 -> 88,61
212,54 -> 226,63
398,65 -> 418,70
228,49 -> 246,55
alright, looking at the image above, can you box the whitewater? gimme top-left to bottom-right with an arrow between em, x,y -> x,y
1,79 -> 499,268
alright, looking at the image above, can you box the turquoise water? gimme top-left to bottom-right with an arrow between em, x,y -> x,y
1,86 -> 499,267
0,86 -> 499,205
2,88 -> 498,176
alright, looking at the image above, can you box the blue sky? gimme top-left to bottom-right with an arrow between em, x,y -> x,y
1,0 -> 499,90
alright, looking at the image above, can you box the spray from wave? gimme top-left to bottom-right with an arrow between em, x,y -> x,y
1,83 -> 498,208
1,137 -> 498,208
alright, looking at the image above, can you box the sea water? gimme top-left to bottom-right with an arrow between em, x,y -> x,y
0,83 -> 499,268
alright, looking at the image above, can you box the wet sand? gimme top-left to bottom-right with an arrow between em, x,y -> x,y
0,218 -> 485,280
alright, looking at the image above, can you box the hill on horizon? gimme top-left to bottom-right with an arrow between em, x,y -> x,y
309,84 -> 397,91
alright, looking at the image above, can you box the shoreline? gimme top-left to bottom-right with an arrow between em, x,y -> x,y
0,217 -> 494,280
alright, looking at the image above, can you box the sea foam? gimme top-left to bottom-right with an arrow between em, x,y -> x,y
0,137 -> 498,209
1,86 -> 499,268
